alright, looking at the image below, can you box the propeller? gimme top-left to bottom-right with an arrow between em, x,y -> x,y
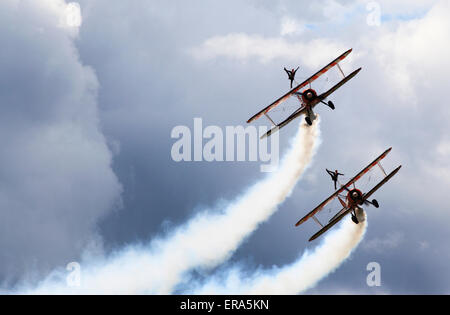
341,185 -> 350,192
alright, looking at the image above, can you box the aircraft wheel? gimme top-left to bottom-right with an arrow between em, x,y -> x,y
372,199 -> 379,208
328,101 -> 335,110
305,117 -> 312,125
351,215 -> 359,224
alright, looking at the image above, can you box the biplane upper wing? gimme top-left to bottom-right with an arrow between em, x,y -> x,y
247,48 -> 353,124
309,208 -> 352,241
295,147 -> 393,227
363,165 -> 402,201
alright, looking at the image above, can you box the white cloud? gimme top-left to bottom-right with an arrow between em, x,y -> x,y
31,0 -> 83,36
63,2 -> 82,28
363,232 -> 404,252
323,0 -> 348,21
280,16 -> 305,36
191,33 -> 349,67
367,0 -> 438,17
367,1 -> 450,103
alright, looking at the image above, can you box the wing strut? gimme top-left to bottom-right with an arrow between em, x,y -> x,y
312,215 -> 323,228
264,113 -> 277,126
378,162 -> 387,177
337,63 -> 345,78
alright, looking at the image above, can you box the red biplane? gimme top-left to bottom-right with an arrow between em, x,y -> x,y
296,147 -> 401,241
247,48 -> 361,139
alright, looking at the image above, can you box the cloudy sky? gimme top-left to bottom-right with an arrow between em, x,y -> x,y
0,0 -> 449,294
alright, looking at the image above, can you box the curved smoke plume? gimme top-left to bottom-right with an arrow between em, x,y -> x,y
16,119 -> 320,294
191,215 -> 367,294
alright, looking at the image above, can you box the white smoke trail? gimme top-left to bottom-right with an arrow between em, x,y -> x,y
190,215 -> 367,294
17,119 -> 320,294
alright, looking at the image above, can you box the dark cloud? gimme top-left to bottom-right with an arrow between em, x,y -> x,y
3,0 -> 449,293
73,0 -> 450,294
0,0 -> 121,283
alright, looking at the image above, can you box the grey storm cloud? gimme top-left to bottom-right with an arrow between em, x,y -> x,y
73,0 -> 449,294
1,0 -> 450,294
0,0 -> 121,283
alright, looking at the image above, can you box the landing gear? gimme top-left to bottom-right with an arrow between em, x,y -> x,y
372,199 -> 379,208
320,99 -> 335,110
351,214 -> 359,224
305,116 -> 312,125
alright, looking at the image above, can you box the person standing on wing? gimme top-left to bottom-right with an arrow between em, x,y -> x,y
326,169 -> 344,190
284,66 -> 299,89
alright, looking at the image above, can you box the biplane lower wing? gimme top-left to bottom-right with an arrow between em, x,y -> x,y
260,106 -> 307,139
309,208 -> 352,241
247,48 -> 353,124
295,189 -> 343,227
318,67 -> 362,101
295,147 -> 393,227
363,165 -> 402,201
329,206 -> 347,223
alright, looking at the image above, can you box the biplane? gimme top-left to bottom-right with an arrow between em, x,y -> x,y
295,147 -> 401,242
247,48 -> 361,139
